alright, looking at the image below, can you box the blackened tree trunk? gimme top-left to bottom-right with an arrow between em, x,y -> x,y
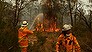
68,0 -> 73,26
74,3 -> 77,26
89,11 -> 92,32
14,0 -> 19,27
42,0 -> 57,30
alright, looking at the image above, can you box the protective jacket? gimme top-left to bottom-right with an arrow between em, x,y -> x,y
56,33 -> 80,52
18,27 -> 33,47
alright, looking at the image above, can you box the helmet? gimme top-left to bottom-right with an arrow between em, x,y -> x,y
21,21 -> 28,27
62,24 -> 72,31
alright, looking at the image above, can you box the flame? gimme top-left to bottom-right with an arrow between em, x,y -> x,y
34,13 -> 60,32
35,22 -> 60,32
45,22 -> 60,32
35,23 -> 44,31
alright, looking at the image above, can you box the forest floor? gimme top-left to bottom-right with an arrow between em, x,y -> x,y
27,31 -> 92,52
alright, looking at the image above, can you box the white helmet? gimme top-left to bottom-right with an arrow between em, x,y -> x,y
62,24 -> 72,31
21,21 -> 28,27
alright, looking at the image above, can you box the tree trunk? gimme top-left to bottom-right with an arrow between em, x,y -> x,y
73,2 -> 77,33
68,0 -> 73,26
14,0 -> 19,27
89,11 -> 92,32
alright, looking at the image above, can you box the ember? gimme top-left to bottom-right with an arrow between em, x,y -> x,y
35,23 -> 44,32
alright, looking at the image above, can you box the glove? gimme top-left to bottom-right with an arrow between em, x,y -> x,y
56,51 -> 59,52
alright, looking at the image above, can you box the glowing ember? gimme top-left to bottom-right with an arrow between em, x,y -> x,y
35,23 -> 44,31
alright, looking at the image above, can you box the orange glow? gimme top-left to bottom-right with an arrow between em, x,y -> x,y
35,22 -> 60,32
35,23 -> 44,31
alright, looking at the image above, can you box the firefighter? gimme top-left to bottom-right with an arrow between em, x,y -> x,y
18,21 -> 33,52
56,24 -> 81,52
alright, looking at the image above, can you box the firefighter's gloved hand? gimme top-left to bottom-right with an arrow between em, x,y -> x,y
56,51 -> 59,52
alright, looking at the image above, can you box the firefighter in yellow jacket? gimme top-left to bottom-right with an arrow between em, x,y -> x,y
18,21 -> 33,52
56,24 -> 81,52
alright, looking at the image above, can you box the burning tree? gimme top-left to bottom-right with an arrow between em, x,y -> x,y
41,0 -> 60,32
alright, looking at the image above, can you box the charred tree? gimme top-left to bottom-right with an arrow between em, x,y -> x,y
14,0 -> 19,27
42,0 -> 59,32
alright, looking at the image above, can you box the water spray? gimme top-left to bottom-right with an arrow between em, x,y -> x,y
29,13 -> 43,30
29,16 -> 38,30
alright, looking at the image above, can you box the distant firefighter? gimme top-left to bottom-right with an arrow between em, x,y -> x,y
18,21 -> 33,52
56,24 -> 81,52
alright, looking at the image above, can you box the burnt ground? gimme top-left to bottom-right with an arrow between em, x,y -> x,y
27,31 -> 92,52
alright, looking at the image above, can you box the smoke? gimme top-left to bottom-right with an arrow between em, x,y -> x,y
4,0 -> 16,6
78,0 -> 92,15
38,0 -> 42,4
19,1 -> 43,30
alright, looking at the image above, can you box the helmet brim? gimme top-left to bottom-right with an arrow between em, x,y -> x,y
21,23 -> 28,27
